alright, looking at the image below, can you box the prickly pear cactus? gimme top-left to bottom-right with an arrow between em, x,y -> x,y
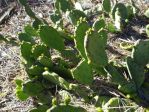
36,92 -> 52,104
39,25 -> 65,51
50,13 -> 62,24
32,18 -> 43,29
21,41 -> 33,63
22,80 -> 44,96
141,83 -> 149,102
27,65 -> 44,78
126,4 -> 134,19
92,19 -> 106,31
146,24 -> 149,37
114,8 -> 123,31
103,97 -> 134,112
118,82 -> 136,94
104,63 -> 127,85
32,44 -> 50,59
43,71 -> 70,90
68,9 -> 87,25
84,29 -> 108,67
24,24 -> 38,37
30,105 -> 49,112
102,0 -> 111,13
74,18 -> 90,59
61,49 -> 80,67
37,54 -> 53,68
126,57 -> 145,88
132,40 -> 149,66
126,40 -> 149,89
15,79 -> 29,101
18,33 -> 34,43
19,0 -> 38,19
111,3 -> 128,20
47,104 -> 87,112
24,5 -> 36,19
55,0 -> 72,13
71,60 -> 93,85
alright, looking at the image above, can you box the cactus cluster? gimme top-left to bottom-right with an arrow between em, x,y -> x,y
102,0 -> 139,31
9,0 -> 149,111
